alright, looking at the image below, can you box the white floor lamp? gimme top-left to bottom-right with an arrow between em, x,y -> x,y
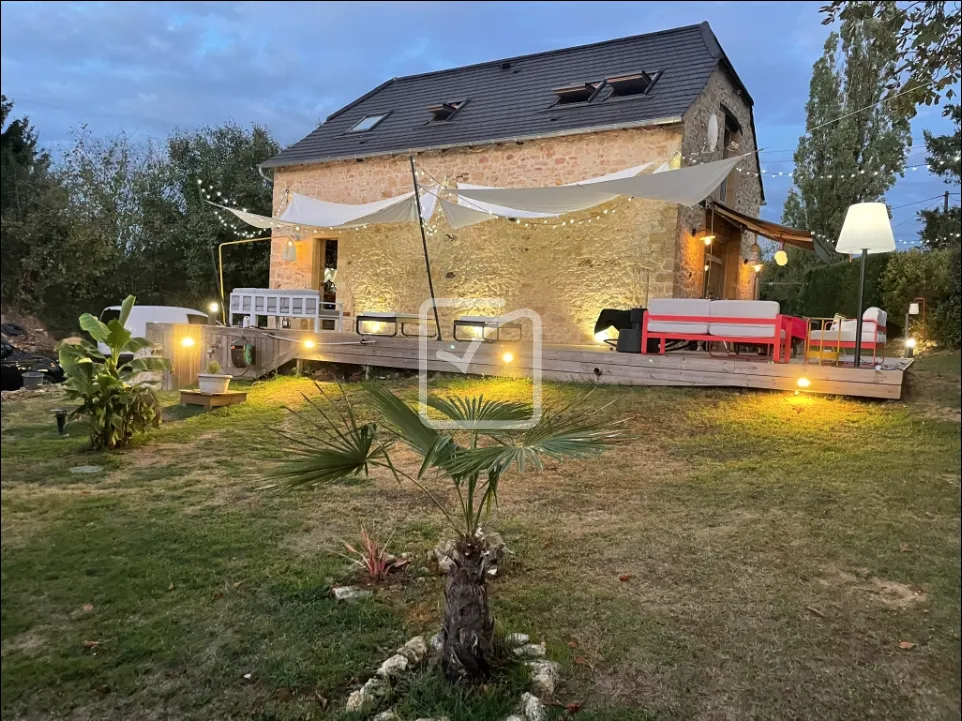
835,203 -> 896,368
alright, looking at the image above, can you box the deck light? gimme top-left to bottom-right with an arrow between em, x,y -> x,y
303,339 -> 316,349
594,330 -> 609,343
796,377 -> 811,389
702,235 -> 715,246
752,262 -> 763,273
502,351 -> 514,363
180,336 -> 196,348
208,301 -> 220,314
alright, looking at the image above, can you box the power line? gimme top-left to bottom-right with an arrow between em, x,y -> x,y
889,194 -> 950,210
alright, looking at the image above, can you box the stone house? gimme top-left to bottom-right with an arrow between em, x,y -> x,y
260,22 -> 766,345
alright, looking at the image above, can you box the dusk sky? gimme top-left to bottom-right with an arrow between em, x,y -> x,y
1,0 -> 957,241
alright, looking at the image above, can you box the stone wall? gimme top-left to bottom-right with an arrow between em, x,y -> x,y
675,68 -> 764,299
270,125 -> 683,344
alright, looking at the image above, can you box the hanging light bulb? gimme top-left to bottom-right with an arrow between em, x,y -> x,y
774,249 -> 788,266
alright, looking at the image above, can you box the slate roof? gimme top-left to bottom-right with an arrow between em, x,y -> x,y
262,21 -> 751,169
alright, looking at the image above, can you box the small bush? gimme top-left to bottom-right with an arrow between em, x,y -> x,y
338,526 -> 404,582
205,359 -> 222,374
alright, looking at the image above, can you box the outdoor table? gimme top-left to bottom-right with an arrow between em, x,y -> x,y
355,312 -> 438,338
453,315 -> 523,342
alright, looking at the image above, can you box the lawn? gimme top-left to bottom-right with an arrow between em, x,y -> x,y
1,354 -> 960,721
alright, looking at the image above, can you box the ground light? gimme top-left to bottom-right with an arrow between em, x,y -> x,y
303,339 -> 316,350
905,337 -> 916,358
594,330 -> 609,343
796,377 -> 811,389
502,351 -> 514,363
180,337 -> 195,348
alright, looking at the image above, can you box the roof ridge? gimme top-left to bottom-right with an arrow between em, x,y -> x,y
386,23 -> 708,85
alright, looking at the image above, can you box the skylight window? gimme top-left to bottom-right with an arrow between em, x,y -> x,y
606,72 -> 657,97
428,100 -> 467,123
348,114 -> 388,133
552,82 -> 601,105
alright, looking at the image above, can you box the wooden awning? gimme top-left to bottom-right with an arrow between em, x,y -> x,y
710,201 -> 814,251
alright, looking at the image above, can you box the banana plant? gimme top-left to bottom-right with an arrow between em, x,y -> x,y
59,295 -> 170,449
277,382 -> 625,683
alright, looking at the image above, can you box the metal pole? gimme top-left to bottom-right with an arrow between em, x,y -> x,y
853,250 -> 868,367
409,156 -> 443,341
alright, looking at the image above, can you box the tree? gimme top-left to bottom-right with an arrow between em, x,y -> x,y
821,1 -> 961,113
26,129 -> 174,331
762,20 -> 911,313
164,123 -> 279,308
0,112 -> 279,331
919,104 -> 961,250
277,385 -> 623,683
0,95 -> 61,311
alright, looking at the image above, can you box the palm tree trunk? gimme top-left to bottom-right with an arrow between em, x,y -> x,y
440,538 -> 494,683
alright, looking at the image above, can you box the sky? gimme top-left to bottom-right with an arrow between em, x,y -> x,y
1,0 -> 957,242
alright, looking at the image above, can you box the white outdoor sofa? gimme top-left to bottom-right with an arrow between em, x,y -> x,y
641,298 -> 802,363
229,288 -> 344,332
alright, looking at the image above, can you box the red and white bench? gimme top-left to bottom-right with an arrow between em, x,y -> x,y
641,299 -> 794,363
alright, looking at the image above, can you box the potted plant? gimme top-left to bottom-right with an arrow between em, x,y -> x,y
197,359 -> 231,394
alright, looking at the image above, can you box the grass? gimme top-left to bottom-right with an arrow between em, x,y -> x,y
1,356 -> 960,721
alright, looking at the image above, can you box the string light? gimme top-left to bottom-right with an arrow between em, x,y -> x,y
812,230 -> 960,249
206,141 -> 956,242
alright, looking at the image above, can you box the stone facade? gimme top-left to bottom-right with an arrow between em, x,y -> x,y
268,67 -> 762,345
675,69 -> 764,300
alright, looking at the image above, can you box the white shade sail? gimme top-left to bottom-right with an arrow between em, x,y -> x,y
835,202 -> 896,254
221,154 -> 744,233
454,154 -> 744,213
444,160 -> 662,229
282,191 -> 417,227
220,188 -> 436,231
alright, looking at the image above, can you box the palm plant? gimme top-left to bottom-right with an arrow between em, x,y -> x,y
277,383 -> 625,683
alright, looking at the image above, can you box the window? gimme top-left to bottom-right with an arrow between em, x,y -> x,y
551,82 -> 601,105
347,114 -> 388,133
428,100 -> 467,122
605,71 -> 656,97
718,107 -> 742,204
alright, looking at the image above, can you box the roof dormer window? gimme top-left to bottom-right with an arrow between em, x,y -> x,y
428,100 -> 467,123
606,71 -> 657,97
348,114 -> 388,133
551,82 -> 602,106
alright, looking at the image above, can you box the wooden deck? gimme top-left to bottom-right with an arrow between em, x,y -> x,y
147,324 -> 911,400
